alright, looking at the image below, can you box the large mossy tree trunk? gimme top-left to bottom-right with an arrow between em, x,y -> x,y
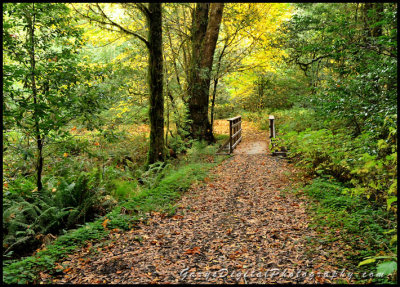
188,3 -> 224,143
147,3 -> 164,164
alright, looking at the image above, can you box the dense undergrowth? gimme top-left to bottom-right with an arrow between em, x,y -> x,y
298,178 -> 396,283
245,108 -> 397,282
3,126 -> 148,260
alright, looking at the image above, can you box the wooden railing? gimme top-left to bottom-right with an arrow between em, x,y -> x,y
216,115 -> 242,154
228,116 -> 242,153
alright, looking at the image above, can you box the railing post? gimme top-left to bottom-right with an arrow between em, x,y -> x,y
269,115 -> 275,139
239,117 -> 241,144
229,119 -> 233,153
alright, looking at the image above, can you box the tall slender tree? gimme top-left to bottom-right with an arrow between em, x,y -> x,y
75,3 -> 164,164
3,3 -> 92,191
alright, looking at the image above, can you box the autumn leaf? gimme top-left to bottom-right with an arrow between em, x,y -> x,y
184,246 -> 201,255
102,218 -> 110,229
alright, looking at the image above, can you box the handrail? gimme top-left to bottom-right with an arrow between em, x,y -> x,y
228,116 -> 242,153
227,115 -> 241,122
216,116 -> 242,154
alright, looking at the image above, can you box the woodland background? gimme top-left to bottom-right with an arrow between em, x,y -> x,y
2,3 -> 397,283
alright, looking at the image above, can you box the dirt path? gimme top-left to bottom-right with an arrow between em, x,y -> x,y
233,121 -> 268,155
43,121 -> 343,284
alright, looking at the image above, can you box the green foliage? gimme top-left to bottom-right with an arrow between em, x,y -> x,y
2,2 -> 397,284
267,108 -> 397,206
266,108 -> 325,132
5,177 -> 36,196
213,89 -> 236,120
3,119 -> 150,259
3,170 -> 105,258
3,3 -> 111,199
299,178 -> 397,282
235,67 -> 309,112
3,219 -> 108,284
275,6 -> 397,279
376,261 -> 397,276
110,180 -> 139,201
3,3 -> 100,134
122,141 -> 223,214
282,3 -> 397,136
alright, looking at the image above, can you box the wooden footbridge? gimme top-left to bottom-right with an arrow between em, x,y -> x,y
216,115 -> 286,156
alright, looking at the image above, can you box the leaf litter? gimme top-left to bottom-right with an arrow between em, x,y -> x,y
42,121 -> 351,284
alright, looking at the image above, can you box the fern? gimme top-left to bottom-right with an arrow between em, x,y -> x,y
3,171 -> 103,257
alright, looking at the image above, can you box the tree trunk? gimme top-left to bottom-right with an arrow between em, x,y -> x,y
363,3 -> 384,38
372,3 -> 384,38
188,3 -> 210,141
188,3 -> 224,143
147,3 -> 164,164
362,3 -> 385,39
26,4 -> 43,191
210,41 -> 227,132
210,77 -> 218,132
166,91 -> 169,147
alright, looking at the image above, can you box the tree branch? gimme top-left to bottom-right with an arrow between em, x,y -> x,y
134,3 -> 151,19
72,4 -> 149,49
95,4 -> 149,48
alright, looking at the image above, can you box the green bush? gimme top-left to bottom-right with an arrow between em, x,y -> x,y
264,108 -> 397,207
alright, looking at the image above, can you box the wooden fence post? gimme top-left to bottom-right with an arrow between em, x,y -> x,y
269,115 -> 287,157
269,115 -> 275,139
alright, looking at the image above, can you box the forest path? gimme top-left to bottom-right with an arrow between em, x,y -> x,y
44,121 -> 342,284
